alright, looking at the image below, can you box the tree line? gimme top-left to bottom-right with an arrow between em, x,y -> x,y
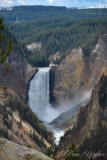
0,6 -> 107,23
9,17 -> 107,66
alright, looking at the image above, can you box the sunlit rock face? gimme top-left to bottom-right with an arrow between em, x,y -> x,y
52,35 -> 107,105
52,47 -> 90,105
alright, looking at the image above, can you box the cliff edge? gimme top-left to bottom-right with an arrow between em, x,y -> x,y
0,138 -> 53,160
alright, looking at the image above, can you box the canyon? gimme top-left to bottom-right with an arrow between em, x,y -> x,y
0,34 -> 107,160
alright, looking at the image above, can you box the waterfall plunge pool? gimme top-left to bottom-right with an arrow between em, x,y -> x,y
28,67 -> 64,145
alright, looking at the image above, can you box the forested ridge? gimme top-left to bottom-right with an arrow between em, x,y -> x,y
1,6 -> 107,67
9,17 -> 107,66
1,6 -> 107,22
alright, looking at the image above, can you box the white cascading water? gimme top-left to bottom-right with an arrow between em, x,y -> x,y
28,67 -> 64,144
28,67 -> 60,123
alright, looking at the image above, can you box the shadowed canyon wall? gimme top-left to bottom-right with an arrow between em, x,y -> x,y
0,52 -> 37,100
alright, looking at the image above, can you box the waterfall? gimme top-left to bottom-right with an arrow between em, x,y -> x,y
28,67 -> 59,123
28,68 -> 91,144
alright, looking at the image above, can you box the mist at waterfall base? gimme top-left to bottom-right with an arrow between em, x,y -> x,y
28,67 -> 91,144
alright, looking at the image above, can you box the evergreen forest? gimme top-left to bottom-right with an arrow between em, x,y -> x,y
0,6 -> 107,66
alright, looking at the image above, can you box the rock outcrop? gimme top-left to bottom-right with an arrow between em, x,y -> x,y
0,138 -> 53,160
27,42 -> 42,51
0,52 -> 37,100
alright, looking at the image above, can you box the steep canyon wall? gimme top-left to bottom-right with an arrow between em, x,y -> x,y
51,34 -> 107,105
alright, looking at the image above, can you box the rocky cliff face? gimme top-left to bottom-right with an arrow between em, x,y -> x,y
51,47 -> 90,104
56,74 -> 107,160
88,34 -> 107,88
72,74 -> 107,146
0,89 -> 53,153
0,52 -> 37,101
52,34 -> 107,105
0,138 -> 53,160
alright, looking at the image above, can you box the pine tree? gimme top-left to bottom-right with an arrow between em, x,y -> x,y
0,17 -> 13,72
65,143 -> 83,160
33,130 -> 35,140
19,118 -> 22,128
5,127 -> 8,139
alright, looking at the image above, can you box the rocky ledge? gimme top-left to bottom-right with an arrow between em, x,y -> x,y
0,138 -> 53,160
